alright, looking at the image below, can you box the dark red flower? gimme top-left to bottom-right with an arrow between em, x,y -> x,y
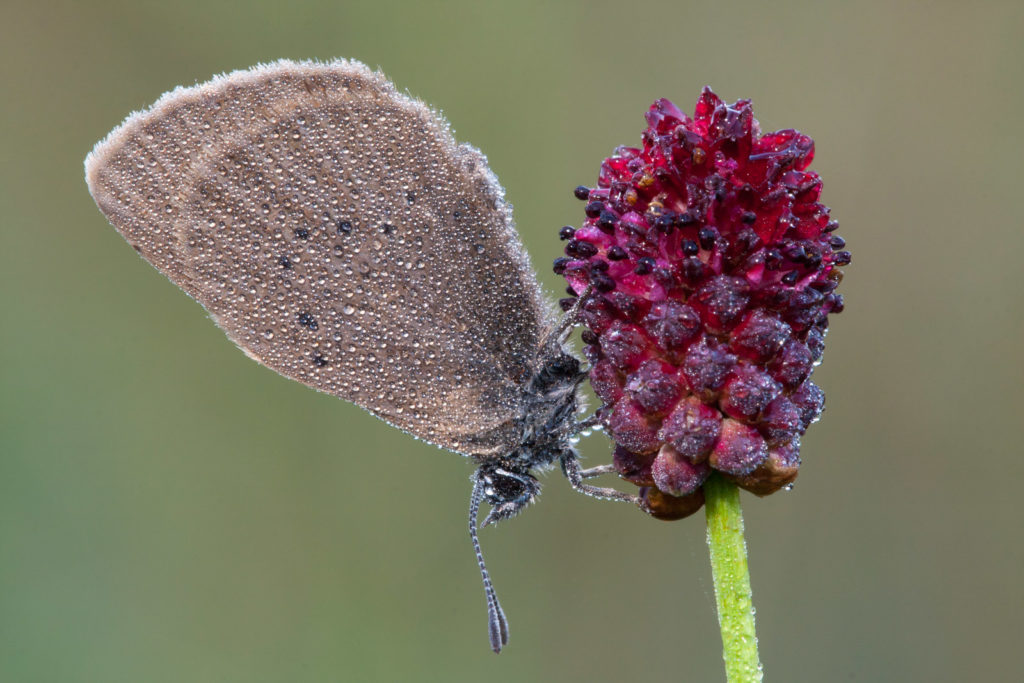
557,88 -> 847,518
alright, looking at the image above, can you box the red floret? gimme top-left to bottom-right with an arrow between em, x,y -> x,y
558,88 -> 847,518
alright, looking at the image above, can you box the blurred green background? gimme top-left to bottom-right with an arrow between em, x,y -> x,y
2,1 -> 1022,681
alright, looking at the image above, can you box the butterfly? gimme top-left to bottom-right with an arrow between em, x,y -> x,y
84,59 -> 638,652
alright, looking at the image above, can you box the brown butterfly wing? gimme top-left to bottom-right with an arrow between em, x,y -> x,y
85,60 -> 553,457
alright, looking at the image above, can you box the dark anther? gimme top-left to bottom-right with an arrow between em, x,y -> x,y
585,201 -> 604,218
597,210 -> 618,233
589,259 -> 609,273
566,240 -> 598,259
607,245 -> 628,261
678,211 -> 698,226
791,287 -> 824,307
741,211 -> 757,224
295,228 -> 310,239
279,255 -> 292,269
824,220 -> 840,233
552,257 -> 570,275
765,249 -> 783,269
337,220 -> 352,234
581,330 -> 599,346
832,251 -> 852,266
561,262 -> 589,279
654,214 -> 675,233
297,312 -> 318,330
681,239 -> 699,256
559,226 -> 576,241
781,271 -> 799,285
810,279 -> 838,293
698,227 -> 716,250
559,297 -> 578,311
591,273 -> 616,292
829,235 -> 846,249
574,185 -> 591,200
634,257 -> 656,275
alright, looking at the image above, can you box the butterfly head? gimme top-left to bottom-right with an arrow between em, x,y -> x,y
475,462 -> 541,528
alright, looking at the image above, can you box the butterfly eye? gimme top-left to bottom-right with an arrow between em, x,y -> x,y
485,470 -> 529,503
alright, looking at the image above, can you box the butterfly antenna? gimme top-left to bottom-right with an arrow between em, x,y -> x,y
469,475 -> 510,653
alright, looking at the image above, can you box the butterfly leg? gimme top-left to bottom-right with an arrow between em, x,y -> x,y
577,463 -> 618,479
560,452 -> 640,505
545,285 -> 593,346
571,413 -> 601,434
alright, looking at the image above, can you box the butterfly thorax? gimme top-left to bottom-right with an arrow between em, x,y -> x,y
518,350 -> 583,459
474,349 -> 583,527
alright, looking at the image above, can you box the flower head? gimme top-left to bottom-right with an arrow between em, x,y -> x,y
557,88 -> 848,519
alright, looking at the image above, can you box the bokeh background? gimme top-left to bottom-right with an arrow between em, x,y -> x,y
2,1 -> 1022,681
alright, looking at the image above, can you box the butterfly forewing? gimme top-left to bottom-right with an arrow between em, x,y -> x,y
85,60 -> 553,456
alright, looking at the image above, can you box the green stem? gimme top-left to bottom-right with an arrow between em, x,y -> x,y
704,474 -> 763,683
